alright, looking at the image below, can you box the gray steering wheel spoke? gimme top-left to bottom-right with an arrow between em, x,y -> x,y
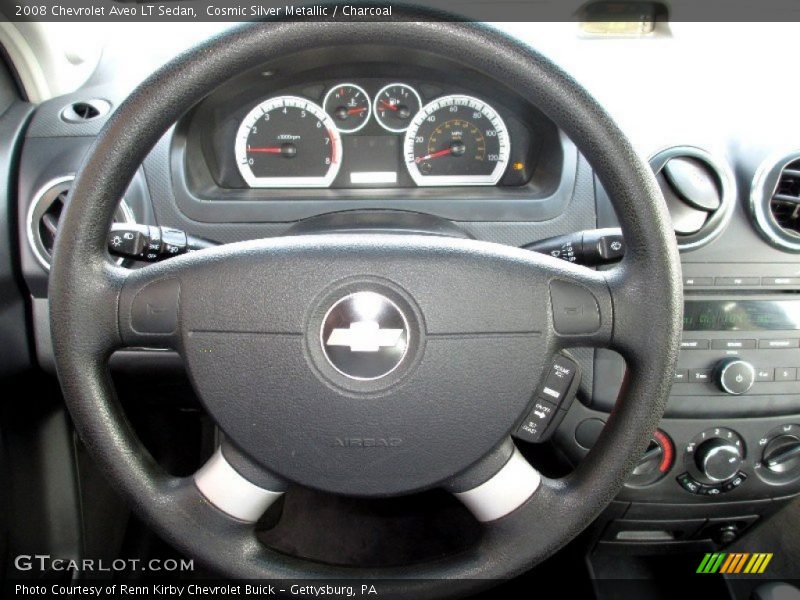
446,440 -> 542,523
194,445 -> 287,523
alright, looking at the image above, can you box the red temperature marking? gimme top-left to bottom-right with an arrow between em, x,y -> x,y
329,129 -> 338,164
654,429 -> 674,473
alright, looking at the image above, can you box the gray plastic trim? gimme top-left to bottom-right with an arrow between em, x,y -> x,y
750,149 -> 800,252
194,447 -> 284,523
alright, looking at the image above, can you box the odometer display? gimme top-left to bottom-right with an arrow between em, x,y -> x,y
235,96 -> 342,188
403,95 -> 510,186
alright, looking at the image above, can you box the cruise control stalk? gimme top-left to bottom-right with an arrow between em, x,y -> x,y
108,224 -> 216,262
524,227 -> 625,266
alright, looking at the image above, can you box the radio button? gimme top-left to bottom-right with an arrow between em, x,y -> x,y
755,368 -> 775,382
683,277 -> 714,287
689,369 -> 712,383
711,339 -> 756,350
681,339 -> 710,350
715,277 -> 760,287
759,339 -> 799,349
762,277 -> 800,286
776,368 -> 797,382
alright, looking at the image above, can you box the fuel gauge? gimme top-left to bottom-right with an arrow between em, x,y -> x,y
374,83 -> 421,133
323,83 -> 371,133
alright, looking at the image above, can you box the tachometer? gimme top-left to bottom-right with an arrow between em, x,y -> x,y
235,96 -> 342,188
403,95 -> 510,186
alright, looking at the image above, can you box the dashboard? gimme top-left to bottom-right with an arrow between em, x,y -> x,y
8,23 -> 800,560
233,85 -> 518,189
178,56 -> 557,206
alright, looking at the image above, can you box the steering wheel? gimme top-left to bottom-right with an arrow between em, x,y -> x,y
49,17 -> 681,595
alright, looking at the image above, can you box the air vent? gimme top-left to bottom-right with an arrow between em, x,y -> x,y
649,147 -> 736,251
59,99 -> 111,124
751,154 -> 800,252
26,176 -> 135,270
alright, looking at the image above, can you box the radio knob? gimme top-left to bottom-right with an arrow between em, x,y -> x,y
695,438 -> 743,482
716,359 -> 755,395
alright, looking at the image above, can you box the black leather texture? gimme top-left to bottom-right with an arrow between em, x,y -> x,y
48,15 -> 682,593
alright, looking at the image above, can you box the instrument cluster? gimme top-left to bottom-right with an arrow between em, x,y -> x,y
231,79 -> 531,190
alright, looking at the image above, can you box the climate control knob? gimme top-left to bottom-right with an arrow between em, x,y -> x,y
695,438 -> 744,482
763,434 -> 800,474
716,359 -> 755,395
756,424 -> 800,485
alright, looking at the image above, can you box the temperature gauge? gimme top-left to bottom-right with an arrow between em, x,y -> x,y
374,83 -> 421,133
323,83 -> 371,134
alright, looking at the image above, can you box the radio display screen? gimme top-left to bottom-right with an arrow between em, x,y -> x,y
684,300 -> 800,331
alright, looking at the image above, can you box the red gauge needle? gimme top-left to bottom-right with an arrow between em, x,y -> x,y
247,146 -> 282,154
415,148 -> 453,163
347,107 -> 367,114
380,100 -> 398,112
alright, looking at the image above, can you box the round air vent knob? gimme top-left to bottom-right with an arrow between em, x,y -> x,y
663,156 -> 722,212
650,147 -> 735,251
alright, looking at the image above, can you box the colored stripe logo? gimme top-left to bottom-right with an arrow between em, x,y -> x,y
697,553 -> 773,574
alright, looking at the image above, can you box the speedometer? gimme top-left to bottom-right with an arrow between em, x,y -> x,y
403,95 -> 510,186
235,96 -> 342,188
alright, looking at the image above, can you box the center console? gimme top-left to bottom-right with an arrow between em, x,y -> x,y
552,152 -> 800,549
556,289 -> 800,547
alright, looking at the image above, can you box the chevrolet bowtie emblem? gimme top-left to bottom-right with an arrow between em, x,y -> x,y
326,320 -> 404,352
320,291 -> 410,380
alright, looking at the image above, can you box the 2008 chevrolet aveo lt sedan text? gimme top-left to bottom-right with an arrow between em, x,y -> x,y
1,5 -> 800,599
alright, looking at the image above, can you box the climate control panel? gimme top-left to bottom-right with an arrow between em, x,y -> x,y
556,404 -> 800,504
678,427 -> 747,496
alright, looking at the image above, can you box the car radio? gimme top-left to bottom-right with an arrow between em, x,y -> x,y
590,294 -> 800,415
671,296 -> 800,398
